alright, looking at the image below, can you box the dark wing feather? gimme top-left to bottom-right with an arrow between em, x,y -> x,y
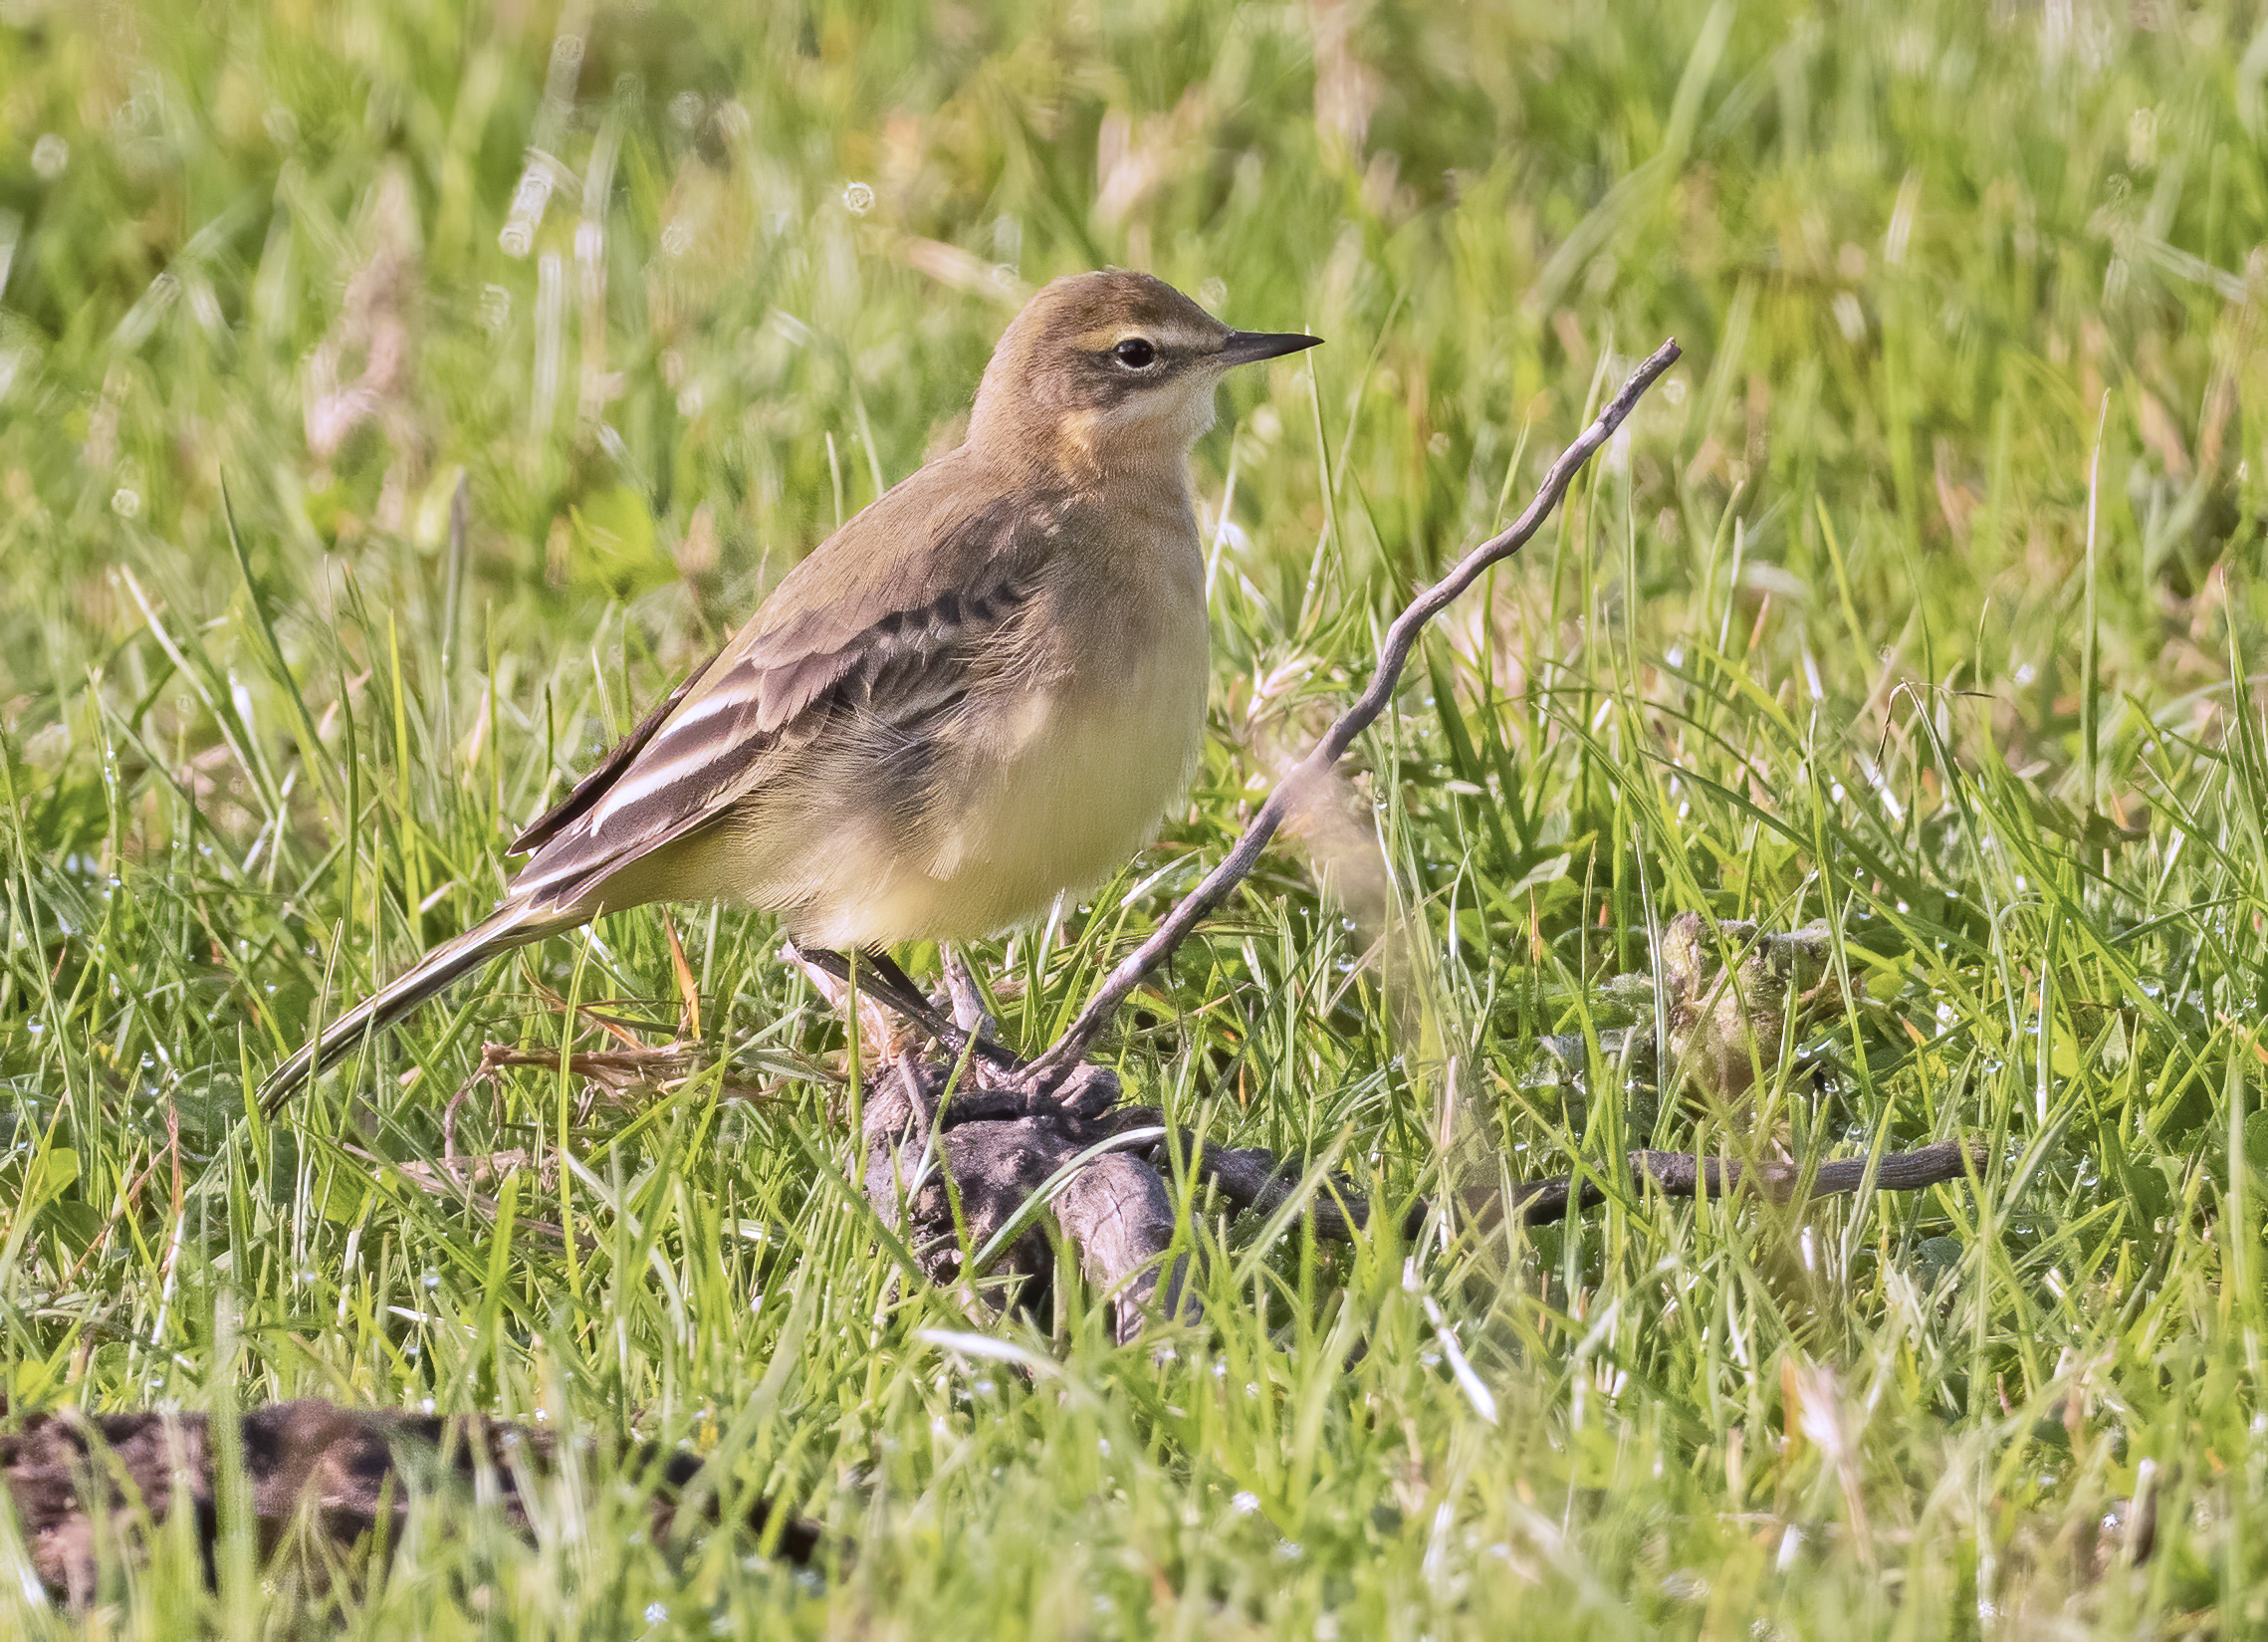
509,649 -> 722,856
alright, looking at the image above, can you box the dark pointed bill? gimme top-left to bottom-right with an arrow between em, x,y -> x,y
1218,330 -> 1323,364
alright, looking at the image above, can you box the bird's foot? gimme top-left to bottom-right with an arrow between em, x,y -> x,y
973,1057 -> 1121,1121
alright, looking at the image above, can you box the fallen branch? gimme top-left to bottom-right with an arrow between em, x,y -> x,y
1129,1123 -> 1981,1237
813,339 -> 1994,1334
1500,1137 -> 1989,1224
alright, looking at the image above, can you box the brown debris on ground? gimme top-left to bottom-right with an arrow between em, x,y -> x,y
1,1398 -> 816,1608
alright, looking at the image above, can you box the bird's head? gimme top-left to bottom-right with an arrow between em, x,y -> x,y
968,271 -> 1319,478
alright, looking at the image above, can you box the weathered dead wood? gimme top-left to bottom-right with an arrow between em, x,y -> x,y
857,1046 -> 1189,1344
0,1398 -> 815,1607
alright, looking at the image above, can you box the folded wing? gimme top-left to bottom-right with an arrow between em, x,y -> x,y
505,469 -> 1065,917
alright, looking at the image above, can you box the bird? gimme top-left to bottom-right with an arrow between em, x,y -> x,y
260,270 -> 1321,1104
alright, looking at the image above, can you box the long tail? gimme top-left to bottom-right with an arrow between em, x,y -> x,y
259,903 -> 577,1110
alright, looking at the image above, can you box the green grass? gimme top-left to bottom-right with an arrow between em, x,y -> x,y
3,0 -> 2268,1632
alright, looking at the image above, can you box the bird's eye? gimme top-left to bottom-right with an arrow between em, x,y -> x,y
1113,337 -> 1157,368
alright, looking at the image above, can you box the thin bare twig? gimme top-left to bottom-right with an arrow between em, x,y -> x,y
1501,1138 -> 1988,1225
1160,1128 -> 1984,1239
1025,338 -> 1683,1080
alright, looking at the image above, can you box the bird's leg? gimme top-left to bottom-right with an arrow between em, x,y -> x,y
921,945 -> 1122,1112
939,946 -> 994,1041
791,944 -> 1023,1075
844,947 -> 1116,1117
859,947 -> 1035,1081
790,943 -> 1120,1118
856,949 -> 962,1041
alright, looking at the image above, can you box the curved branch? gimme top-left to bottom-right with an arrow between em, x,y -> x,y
1027,338 -> 1684,1080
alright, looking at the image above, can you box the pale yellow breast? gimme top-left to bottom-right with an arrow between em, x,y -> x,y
807,506 -> 1209,947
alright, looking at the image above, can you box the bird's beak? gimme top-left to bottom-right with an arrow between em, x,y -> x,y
1217,330 -> 1323,365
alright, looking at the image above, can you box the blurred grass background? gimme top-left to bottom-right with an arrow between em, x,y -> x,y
4,0 -> 2268,1633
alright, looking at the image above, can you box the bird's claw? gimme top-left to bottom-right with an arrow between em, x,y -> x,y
981,1059 -> 1120,1121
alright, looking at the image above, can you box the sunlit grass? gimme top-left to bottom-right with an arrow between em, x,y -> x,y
2,0 -> 2267,1633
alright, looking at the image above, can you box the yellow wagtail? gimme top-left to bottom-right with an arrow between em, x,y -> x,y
262,270 -> 1320,1100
